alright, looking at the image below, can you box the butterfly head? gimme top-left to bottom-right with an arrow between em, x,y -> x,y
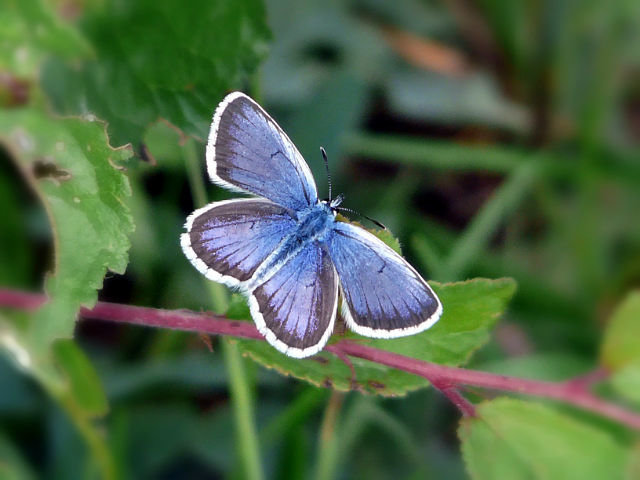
320,193 -> 343,218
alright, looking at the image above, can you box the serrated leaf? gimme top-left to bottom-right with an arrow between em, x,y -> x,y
0,109 -> 134,350
459,398 -> 630,480
41,0 -> 270,148
601,291 -> 640,370
235,278 -> 516,396
0,110 -> 130,478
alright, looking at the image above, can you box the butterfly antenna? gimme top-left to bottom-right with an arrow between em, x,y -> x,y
335,207 -> 387,230
320,147 -> 332,201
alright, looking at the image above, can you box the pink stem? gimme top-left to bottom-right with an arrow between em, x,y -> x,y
1,288 -> 638,430
436,384 -> 477,417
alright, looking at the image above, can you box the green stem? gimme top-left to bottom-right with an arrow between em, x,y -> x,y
49,386 -> 116,480
184,138 -> 208,207
261,387 -> 329,445
410,233 -> 446,280
182,138 -> 263,479
343,132 -> 543,173
223,339 -> 264,480
443,162 -> 539,280
314,391 -> 344,480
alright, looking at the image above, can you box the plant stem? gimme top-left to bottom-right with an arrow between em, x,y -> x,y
2,288 -> 639,431
314,391 -> 344,480
182,139 -> 263,478
261,388 -> 329,445
435,385 -> 476,417
54,389 -> 117,480
443,162 -> 538,280
183,138 -> 208,208
223,338 -> 264,480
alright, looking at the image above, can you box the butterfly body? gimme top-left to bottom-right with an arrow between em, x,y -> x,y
182,92 -> 442,358
245,201 -> 336,291
292,201 -> 336,244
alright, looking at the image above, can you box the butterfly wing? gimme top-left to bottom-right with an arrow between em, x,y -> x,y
181,198 -> 298,289
208,92 -> 318,211
327,222 -> 442,337
248,242 -> 339,358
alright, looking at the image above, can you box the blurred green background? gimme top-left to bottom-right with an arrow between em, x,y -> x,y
1,0 -> 639,478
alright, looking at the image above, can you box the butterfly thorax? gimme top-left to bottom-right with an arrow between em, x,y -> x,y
294,201 -> 336,242
246,201 -> 335,289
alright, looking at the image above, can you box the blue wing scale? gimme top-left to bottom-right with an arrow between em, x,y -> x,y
248,242 -> 338,358
207,92 -> 318,211
327,222 -> 442,337
181,198 -> 297,288
183,91 -> 443,358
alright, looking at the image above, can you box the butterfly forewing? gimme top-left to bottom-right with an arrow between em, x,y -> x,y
327,222 -> 442,337
248,242 -> 339,358
181,199 -> 297,288
208,92 -> 318,211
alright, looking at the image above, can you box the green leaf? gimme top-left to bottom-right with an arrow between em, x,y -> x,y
0,109 -> 131,478
0,109 -> 134,350
610,359 -> 640,407
41,0 -> 270,147
0,316 -> 117,478
234,278 -> 516,396
387,69 -> 529,133
476,352 -> 592,382
459,398 -> 631,480
367,278 -> 516,363
0,0 -> 90,77
601,291 -> 640,370
52,339 -> 108,417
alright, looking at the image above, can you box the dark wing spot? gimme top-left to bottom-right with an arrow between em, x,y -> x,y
270,150 -> 283,161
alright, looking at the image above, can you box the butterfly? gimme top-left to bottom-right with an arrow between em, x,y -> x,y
181,92 -> 442,358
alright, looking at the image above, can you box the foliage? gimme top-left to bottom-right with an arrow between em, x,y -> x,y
1,0 -> 639,479
234,278 -> 516,396
460,398 -> 635,480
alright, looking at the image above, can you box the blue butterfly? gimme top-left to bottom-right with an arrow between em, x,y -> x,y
181,92 -> 442,358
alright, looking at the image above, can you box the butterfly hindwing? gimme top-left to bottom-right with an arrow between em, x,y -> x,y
181,198 -> 297,288
248,242 -> 339,358
327,222 -> 442,337
208,92 -> 318,211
